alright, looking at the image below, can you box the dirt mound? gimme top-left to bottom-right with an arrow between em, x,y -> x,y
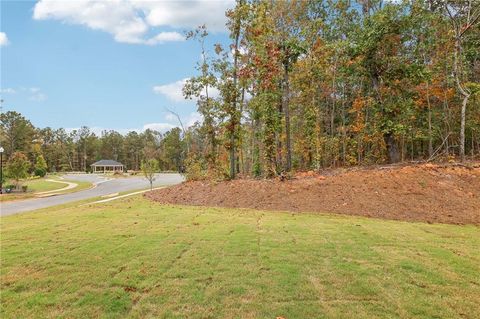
146,163 -> 480,225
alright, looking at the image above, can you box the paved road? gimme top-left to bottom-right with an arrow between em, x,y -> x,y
1,173 -> 184,216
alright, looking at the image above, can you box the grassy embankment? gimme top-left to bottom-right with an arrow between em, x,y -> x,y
1,196 -> 479,318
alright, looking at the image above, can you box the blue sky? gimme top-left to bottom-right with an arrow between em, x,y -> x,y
0,0 -> 233,134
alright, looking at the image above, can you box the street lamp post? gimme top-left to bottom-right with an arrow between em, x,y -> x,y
0,146 -> 4,194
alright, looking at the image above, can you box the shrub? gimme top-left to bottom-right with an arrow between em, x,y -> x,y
34,154 -> 48,173
34,167 -> 47,177
184,155 -> 207,181
21,185 -> 28,193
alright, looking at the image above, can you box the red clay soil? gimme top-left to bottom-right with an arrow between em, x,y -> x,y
145,163 -> 480,225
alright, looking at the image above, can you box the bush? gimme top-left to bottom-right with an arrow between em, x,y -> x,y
184,156 -> 207,181
21,185 -> 28,193
34,154 -> 48,172
34,167 -> 47,177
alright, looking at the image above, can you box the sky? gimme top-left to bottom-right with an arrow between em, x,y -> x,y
0,0 -> 234,134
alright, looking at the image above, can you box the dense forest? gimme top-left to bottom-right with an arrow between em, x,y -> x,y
182,0 -> 480,179
1,0 -> 479,180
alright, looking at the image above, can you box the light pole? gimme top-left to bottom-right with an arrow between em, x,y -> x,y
0,146 -> 4,194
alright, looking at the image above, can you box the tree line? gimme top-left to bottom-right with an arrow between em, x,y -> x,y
181,0 -> 480,179
0,111 -> 185,174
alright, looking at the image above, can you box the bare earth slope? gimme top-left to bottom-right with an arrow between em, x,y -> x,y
146,163 -> 480,225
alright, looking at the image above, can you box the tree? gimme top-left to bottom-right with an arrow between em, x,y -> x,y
354,3 -> 419,163
184,25 -> 220,173
141,159 -> 159,191
6,152 -> 30,188
0,111 -> 35,158
443,0 -> 480,161
159,128 -> 184,172
123,131 -> 143,171
245,1 -> 283,177
224,0 -> 248,178
100,130 -> 124,163
34,154 -> 48,177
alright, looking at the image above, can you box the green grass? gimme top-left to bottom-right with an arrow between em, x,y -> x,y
24,178 -> 67,192
1,197 -> 479,319
54,179 -> 92,194
0,177 -> 92,202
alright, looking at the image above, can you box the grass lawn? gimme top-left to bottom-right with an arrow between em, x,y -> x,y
25,178 -> 69,192
1,196 -> 479,319
0,177 -> 92,202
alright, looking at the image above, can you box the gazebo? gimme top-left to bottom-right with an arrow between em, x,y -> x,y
91,160 -> 125,174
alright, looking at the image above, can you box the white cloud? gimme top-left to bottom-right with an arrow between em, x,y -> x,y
164,113 -> 177,122
26,87 -> 47,101
153,78 -> 220,102
153,78 -> 188,102
29,92 -> 48,102
164,111 -> 202,128
186,112 -> 202,127
1,87 -> 47,101
65,111 -> 202,137
143,122 -> 176,132
141,0 -> 233,32
0,32 -> 9,46
0,88 -> 16,94
67,122 -> 178,136
145,31 -> 185,45
33,0 -> 234,45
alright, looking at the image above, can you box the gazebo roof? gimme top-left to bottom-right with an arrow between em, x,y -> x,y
91,159 -> 124,166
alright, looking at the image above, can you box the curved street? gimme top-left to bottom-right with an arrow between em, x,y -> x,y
1,173 -> 184,216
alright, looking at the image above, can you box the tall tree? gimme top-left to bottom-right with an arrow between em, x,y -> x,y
184,25 -> 220,173
6,151 -> 30,188
0,111 -> 35,158
443,0 -> 480,161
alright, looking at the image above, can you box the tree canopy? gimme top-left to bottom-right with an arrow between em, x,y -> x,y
181,0 -> 479,179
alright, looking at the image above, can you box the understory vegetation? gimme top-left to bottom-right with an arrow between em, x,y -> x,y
1,196 -> 479,318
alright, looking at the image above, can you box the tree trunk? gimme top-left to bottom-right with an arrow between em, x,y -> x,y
426,81 -> 433,157
453,36 -> 470,162
229,12 -> 241,179
276,96 -> 283,170
384,132 -> 400,163
460,95 -> 467,161
284,64 -> 292,172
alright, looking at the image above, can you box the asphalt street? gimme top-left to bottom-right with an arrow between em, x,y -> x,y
0,173 -> 184,216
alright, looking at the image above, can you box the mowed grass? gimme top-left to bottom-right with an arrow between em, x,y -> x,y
1,196 -> 479,319
22,178 -> 63,192
0,177 -> 92,202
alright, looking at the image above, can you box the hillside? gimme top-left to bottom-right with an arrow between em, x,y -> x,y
146,163 -> 480,225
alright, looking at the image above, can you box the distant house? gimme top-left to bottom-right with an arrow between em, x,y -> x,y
91,160 -> 124,174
